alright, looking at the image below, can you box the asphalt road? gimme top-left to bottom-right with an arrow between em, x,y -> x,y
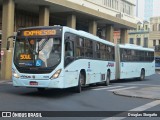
0,73 -> 160,120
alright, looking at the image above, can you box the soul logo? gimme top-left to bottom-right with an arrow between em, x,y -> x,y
20,54 -> 32,60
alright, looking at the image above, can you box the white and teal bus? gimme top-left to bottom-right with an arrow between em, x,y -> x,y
12,26 -> 115,92
115,44 -> 155,80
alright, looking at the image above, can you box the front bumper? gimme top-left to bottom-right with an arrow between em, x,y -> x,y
12,77 -> 64,89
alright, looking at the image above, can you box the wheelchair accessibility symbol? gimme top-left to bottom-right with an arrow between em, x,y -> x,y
36,60 -> 42,67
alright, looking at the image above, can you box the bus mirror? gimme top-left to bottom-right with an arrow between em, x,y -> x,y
7,36 -> 15,50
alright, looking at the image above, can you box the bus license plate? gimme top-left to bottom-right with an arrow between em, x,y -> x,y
30,81 -> 38,86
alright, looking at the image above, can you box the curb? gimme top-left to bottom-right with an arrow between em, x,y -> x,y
113,87 -> 160,100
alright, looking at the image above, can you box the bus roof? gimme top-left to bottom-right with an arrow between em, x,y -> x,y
118,44 -> 154,51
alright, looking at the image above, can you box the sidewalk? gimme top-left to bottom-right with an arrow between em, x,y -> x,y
114,86 -> 160,100
0,80 -> 12,84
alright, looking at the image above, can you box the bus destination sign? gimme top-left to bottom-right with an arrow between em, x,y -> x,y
22,30 -> 57,36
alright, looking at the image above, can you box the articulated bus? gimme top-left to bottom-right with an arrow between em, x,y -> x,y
12,26 -> 115,92
11,26 -> 155,93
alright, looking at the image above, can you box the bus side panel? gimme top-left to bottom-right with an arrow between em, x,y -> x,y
64,59 -> 95,88
120,62 -> 155,79
63,59 -> 115,88
91,61 -> 115,83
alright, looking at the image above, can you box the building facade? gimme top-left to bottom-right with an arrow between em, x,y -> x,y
150,17 -> 160,57
128,16 -> 160,57
128,21 -> 150,47
149,16 -> 160,49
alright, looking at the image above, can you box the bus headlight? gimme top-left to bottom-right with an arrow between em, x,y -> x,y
51,69 -> 62,79
12,69 -> 20,78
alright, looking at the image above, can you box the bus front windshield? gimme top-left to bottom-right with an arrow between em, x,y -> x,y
14,36 -> 62,69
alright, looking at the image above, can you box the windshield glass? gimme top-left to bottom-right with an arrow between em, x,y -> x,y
14,36 -> 61,68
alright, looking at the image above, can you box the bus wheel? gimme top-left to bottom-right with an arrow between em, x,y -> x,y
139,69 -> 145,81
104,71 -> 110,86
75,72 -> 85,93
37,88 -> 45,92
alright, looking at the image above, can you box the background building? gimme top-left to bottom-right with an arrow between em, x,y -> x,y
151,15 -> 160,56
0,0 -> 136,80
149,16 -> 160,49
128,21 -> 150,47
128,16 -> 160,57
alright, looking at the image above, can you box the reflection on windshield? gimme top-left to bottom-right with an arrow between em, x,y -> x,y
39,38 -> 53,67
14,37 -> 61,68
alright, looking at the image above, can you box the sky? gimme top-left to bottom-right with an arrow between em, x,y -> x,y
136,0 -> 145,19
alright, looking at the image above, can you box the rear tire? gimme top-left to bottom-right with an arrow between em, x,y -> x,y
104,71 -> 110,86
139,69 -> 145,81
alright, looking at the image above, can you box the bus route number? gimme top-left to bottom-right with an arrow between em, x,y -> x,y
20,54 -> 32,60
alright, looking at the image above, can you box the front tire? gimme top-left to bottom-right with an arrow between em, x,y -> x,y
75,72 -> 85,93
